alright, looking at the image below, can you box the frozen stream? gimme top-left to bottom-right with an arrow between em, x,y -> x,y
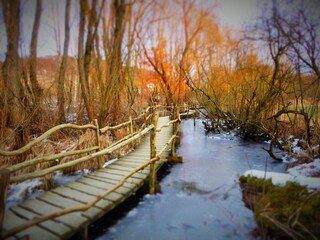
93,119 -> 287,240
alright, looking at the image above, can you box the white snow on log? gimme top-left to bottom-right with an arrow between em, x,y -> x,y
103,158 -> 118,168
244,169 -> 320,190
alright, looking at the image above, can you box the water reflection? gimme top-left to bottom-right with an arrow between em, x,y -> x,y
95,119 -> 287,240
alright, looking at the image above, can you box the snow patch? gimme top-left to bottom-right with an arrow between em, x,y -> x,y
127,208 -> 138,217
292,138 -> 301,153
244,169 -> 320,190
67,113 -> 77,123
54,170 -> 91,186
7,178 -> 44,208
288,159 -> 320,177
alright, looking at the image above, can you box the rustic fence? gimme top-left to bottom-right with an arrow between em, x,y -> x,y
0,105 -> 195,238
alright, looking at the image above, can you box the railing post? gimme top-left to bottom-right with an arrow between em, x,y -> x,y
149,110 -> 159,194
173,105 -> 180,135
0,168 -> 10,234
93,119 -> 103,168
168,106 -> 183,163
129,115 -> 134,149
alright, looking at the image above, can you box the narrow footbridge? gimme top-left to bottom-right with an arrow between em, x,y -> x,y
0,106 -> 196,239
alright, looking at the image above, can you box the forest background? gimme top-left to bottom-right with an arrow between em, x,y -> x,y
0,0 -> 319,165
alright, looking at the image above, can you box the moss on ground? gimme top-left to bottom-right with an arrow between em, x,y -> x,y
239,175 -> 320,239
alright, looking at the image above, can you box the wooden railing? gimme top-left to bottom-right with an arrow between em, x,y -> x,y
0,105 -> 195,238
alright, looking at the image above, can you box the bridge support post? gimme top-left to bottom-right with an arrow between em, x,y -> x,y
0,168 -> 10,234
76,224 -> 88,240
149,111 -> 159,194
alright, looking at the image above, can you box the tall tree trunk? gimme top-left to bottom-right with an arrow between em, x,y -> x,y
29,0 -> 43,104
57,0 -> 71,123
78,0 -> 94,121
77,0 -> 105,122
1,0 -> 25,149
100,0 -> 127,122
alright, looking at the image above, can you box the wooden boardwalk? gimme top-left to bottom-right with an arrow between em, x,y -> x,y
2,116 -> 173,240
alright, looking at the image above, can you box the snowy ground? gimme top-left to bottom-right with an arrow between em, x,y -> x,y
244,159 -> 320,190
5,158 -> 119,209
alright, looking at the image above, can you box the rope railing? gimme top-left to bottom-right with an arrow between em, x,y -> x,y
0,104 -> 195,238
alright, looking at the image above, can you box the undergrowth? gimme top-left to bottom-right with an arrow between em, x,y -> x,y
239,175 -> 320,239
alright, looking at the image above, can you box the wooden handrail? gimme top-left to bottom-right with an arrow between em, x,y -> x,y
0,124 -> 96,156
156,119 -> 179,132
2,123 -> 178,238
10,125 -> 154,183
6,146 -> 99,173
0,105 -> 192,238
1,155 -> 161,239
0,106 -> 186,180
100,120 -> 131,134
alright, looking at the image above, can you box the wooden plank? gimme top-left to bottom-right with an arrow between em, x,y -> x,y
85,175 -> 138,189
52,186 -> 114,212
118,157 -> 147,164
36,191 -> 101,220
122,155 -> 148,161
107,164 -> 149,174
65,182 -> 125,203
10,206 -> 72,238
3,210 -> 59,240
126,153 -> 150,158
87,175 -> 144,191
112,160 -> 143,168
18,199 -> 88,230
76,177 -> 131,195
52,186 -> 98,205
81,175 -> 133,189
37,191 -> 85,209
3,209 -> 26,231
92,171 -> 142,184
99,168 -> 147,179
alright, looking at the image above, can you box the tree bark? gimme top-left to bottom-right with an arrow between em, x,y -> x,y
1,0 -> 25,149
57,0 -> 71,123
29,0 -> 43,104
78,0 -> 94,121
99,0 -> 127,123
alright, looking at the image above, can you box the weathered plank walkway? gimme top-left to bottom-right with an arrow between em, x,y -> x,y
2,116 -> 173,240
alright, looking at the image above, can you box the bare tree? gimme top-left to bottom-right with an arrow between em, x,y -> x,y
99,0 -> 127,122
78,0 -> 105,122
271,2 -> 320,145
57,0 -> 71,123
29,0 -> 43,104
1,0 -> 25,148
